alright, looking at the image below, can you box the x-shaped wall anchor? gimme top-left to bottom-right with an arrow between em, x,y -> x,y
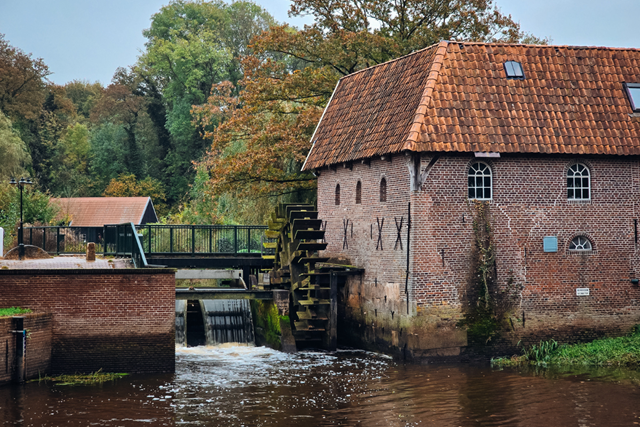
342,218 -> 349,249
394,216 -> 404,250
376,217 -> 384,251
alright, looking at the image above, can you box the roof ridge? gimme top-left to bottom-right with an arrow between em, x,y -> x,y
338,41 -> 445,80
455,41 -> 640,52
403,41 -> 449,151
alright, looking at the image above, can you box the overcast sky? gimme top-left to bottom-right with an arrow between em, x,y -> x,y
1,0 -> 640,86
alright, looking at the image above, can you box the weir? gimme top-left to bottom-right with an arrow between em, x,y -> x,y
176,298 -> 255,346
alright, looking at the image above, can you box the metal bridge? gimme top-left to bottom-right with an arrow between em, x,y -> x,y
23,223 -> 274,275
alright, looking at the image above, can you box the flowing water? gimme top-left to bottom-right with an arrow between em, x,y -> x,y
1,344 -> 639,426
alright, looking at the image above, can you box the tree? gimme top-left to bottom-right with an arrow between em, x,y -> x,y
0,34 -> 50,121
0,110 -> 30,180
64,80 -> 103,119
88,122 -> 129,191
195,0 -> 545,222
103,173 -> 168,216
50,122 -> 91,196
136,0 -> 276,203
90,77 -> 146,178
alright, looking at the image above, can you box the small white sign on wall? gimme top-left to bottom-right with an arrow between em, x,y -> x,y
576,288 -> 590,296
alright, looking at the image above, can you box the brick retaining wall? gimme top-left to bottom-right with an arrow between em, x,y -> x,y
0,313 -> 52,385
0,269 -> 175,374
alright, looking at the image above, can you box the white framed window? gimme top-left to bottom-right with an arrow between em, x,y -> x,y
569,236 -> 592,251
567,163 -> 590,200
468,162 -> 492,200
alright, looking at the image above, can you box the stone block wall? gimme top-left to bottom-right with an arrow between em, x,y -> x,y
0,269 -> 175,374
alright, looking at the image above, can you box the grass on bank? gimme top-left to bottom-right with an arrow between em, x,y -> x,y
493,326 -> 640,367
32,369 -> 128,386
0,307 -> 32,317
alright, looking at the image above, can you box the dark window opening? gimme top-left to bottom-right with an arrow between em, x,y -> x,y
504,61 -> 525,79
624,83 -> 640,111
355,181 -> 362,204
335,184 -> 341,205
380,178 -> 387,202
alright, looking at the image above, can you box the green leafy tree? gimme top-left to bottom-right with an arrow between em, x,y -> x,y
50,122 -> 91,196
0,110 -> 30,180
64,80 -> 104,119
88,122 -> 129,192
136,0 -> 276,203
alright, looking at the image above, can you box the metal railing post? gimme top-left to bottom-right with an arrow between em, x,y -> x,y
148,225 -> 151,253
170,227 -> 174,253
192,225 -> 195,256
234,226 -> 238,255
56,227 -> 60,255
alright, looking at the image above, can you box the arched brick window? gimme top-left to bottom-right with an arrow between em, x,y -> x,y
468,162 -> 492,200
380,177 -> 387,202
567,163 -> 590,200
355,181 -> 362,204
335,183 -> 341,205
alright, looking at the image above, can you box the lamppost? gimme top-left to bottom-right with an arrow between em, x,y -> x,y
9,177 -> 33,260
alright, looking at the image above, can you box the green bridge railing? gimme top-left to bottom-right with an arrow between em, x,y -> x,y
23,224 -> 270,261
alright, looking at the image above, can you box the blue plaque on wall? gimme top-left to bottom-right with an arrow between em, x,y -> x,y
543,236 -> 558,252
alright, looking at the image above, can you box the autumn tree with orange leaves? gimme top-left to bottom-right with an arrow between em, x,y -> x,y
194,0 -> 544,222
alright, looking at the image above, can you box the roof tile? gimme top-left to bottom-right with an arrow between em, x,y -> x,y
303,42 -> 640,170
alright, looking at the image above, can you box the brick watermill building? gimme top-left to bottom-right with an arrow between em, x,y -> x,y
303,41 -> 640,358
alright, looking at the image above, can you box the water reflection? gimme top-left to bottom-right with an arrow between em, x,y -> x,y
0,344 -> 639,426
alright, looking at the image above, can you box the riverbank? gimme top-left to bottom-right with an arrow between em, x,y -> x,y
493,325 -> 640,367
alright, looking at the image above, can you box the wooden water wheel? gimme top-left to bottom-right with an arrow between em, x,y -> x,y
265,204 -> 336,350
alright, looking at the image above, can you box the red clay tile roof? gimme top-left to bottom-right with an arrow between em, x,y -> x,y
52,197 -> 156,227
302,41 -> 640,170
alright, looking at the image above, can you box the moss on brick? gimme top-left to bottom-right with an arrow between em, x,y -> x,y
251,300 -> 282,349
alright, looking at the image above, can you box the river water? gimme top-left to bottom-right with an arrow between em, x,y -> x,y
1,345 -> 639,426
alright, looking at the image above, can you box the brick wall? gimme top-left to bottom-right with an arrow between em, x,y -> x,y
0,313 -> 52,385
0,269 -> 175,374
318,157 -> 412,312
319,152 -> 640,354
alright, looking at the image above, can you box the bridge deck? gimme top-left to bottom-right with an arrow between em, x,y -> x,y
176,288 -> 273,300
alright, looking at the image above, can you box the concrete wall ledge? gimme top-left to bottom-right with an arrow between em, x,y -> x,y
0,268 -> 176,275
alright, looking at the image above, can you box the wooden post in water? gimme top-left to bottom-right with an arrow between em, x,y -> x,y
327,271 -> 338,351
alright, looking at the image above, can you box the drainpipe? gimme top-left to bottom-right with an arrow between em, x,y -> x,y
405,202 -> 411,315
12,317 -> 26,383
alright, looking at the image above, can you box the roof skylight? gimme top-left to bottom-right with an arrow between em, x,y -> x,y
624,83 -> 640,112
504,61 -> 525,79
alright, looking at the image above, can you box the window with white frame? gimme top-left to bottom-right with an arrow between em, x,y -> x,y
567,163 -> 590,200
468,162 -> 492,200
569,236 -> 592,251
